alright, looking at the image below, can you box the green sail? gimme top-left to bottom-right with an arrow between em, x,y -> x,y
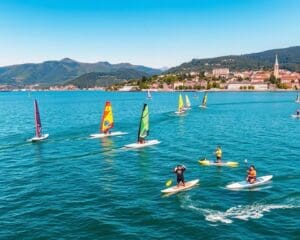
137,104 -> 149,141
202,93 -> 207,106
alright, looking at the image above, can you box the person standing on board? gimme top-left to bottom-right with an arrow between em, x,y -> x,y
215,146 -> 222,163
246,165 -> 257,184
138,137 -> 145,144
173,165 -> 186,187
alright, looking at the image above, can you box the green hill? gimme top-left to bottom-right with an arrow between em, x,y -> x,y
66,68 -> 152,88
0,58 -> 161,86
167,46 -> 300,73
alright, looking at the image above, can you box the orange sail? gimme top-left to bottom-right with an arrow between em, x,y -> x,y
100,101 -> 114,133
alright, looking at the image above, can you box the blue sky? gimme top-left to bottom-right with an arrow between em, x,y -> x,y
0,0 -> 299,68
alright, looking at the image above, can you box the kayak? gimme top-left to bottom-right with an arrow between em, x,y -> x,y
161,179 -> 199,194
226,175 -> 273,190
198,160 -> 239,167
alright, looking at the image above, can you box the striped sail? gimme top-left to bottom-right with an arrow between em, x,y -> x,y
101,101 -> 114,133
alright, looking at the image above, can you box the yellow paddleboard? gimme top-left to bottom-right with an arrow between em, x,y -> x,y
198,160 -> 239,167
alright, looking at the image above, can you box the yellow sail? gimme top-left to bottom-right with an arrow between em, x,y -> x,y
101,101 -> 114,133
178,94 -> 184,112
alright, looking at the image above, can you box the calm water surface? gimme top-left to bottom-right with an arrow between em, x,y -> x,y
0,91 -> 299,239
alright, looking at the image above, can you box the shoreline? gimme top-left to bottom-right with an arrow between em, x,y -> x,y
1,89 -> 299,93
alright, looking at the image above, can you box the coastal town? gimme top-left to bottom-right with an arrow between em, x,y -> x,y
117,55 -> 300,92
1,55 -> 299,92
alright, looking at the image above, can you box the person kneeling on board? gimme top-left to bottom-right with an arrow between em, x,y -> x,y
173,165 -> 186,187
215,146 -> 222,163
247,165 -> 257,184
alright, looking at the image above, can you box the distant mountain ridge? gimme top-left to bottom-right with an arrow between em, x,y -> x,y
168,46 -> 300,73
66,68 -> 151,88
0,58 -> 162,86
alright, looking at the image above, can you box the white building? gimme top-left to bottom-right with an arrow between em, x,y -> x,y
212,68 -> 230,77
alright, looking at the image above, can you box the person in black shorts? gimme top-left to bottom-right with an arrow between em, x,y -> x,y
173,165 -> 186,187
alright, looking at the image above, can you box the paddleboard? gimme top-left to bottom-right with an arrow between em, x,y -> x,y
291,114 -> 300,118
161,179 -> 199,194
226,175 -> 273,190
198,160 -> 239,167
29,133 -> 49,142
199,105 -> 207,109
90,131 -> 127,139
174,111 -> 186,115
124,139 -> 160,149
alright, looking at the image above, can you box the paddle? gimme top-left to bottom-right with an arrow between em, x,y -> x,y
245,159 -> 249,181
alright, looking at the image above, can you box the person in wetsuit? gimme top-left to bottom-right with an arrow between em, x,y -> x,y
173,165 -> 186,187
247,165 -> 257,184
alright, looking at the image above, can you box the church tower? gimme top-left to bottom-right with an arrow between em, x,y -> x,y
274,54 -> 279,79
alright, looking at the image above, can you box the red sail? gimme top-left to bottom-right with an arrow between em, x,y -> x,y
34,100 -> 42,137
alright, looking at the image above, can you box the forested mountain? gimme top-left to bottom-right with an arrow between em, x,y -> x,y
168,46 -> 300,73
0,58 -> 161,86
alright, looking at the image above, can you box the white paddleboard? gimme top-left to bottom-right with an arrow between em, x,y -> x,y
90,131 -> 127,139
124,139 -> 160,149
29,133 -> 49,142
174,111 -> 186,115
226,175 -> 273,190
198,160 -> 239,167
161,179 -> 199,194
291,114 -> 300,118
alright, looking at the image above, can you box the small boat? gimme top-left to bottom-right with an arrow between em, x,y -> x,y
28,100 -> 49,142
161,179 -> 199,194
296,93 -> 300,103
226,175 -> 273,190
90,101 -> 127,138
147,90 -> 152,99
198,159 -> 239,167
184,95 -> 191,110
124,104 -> 160,148
199,92 -> 208,109
175,94 -> 186,114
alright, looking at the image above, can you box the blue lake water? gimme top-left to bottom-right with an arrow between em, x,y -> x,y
0,91 -> 299,239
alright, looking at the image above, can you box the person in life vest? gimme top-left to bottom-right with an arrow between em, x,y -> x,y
247,165 -> 257,184
215,146 -> 222,163
173,165 -> 186,187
